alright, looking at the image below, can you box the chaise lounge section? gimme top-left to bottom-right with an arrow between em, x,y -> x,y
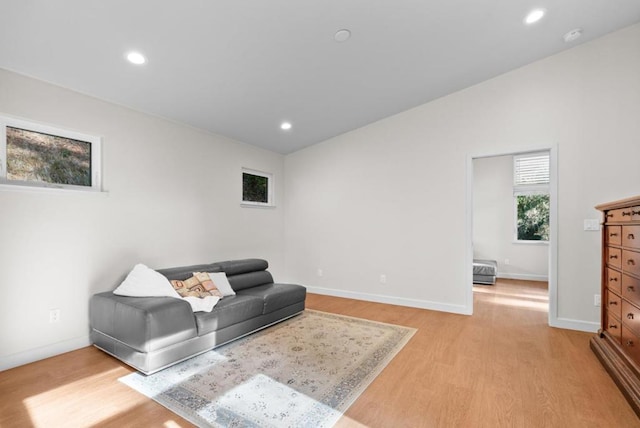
90,259 -> 305,374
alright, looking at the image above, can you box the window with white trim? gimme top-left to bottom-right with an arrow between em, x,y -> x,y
241,168 -> 274,207
0,116 -> 102,191
514,152 -> 549,242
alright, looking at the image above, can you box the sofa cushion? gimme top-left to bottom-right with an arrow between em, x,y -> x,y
227,270 -> 274,291
237,283 -> 307,314
113,264 -> 180,298
205,272 -> 236,296
194,295 -> 264,335
213,259 -> 268,276
170,273 -> 223,298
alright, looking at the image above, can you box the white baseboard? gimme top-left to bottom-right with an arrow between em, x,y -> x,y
497,272 -> 548,282
549,317 -> 599,333
0,335 -> 91,372
306,286 -> 472,315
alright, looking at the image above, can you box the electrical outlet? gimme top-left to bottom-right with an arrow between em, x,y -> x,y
49,309 -> 60,323
584,219 -> 601,231
317,268 -> 323,277
380,274 -> 387,284
504,259 -> 510,265
594,294 -> 601,307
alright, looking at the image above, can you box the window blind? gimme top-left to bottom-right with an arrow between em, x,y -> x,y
514,152 -> 549,185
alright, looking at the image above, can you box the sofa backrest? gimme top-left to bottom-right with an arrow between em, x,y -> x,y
213,259 -> 273,291
156,258 -> 273,291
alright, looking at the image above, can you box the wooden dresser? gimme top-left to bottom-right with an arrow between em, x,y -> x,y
591,195 -> 640,417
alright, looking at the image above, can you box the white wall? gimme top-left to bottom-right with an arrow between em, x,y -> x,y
3,22 -> 640,371
0,69 -> 285,370
473,155 -> 548,281
284,23 -> 640,329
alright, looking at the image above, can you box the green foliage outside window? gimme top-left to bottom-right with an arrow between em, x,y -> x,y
243,172 -> 269,203
517,194 -> 550,241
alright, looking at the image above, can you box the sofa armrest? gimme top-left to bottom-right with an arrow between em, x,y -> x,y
90,292 -> 198,352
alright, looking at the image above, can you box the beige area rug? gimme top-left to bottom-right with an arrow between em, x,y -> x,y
120,309 -> 416,427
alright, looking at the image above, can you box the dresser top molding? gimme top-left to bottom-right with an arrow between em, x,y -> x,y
595,195 -> 640,212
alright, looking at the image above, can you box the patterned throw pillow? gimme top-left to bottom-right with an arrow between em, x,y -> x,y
171,272 -> 223,299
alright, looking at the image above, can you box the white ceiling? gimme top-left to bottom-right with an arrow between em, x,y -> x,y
1,1 -> 640,154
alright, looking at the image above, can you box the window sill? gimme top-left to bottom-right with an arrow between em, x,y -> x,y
0,183 -> 109,196
513,240 -> 549,246
240,202 -> 276,209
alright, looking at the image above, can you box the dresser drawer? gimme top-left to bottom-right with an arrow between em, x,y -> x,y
621,325 -> 640,365
622,300 -> 640,335
606,312 -> 622,342
623,274 -> 640,307
623,249 -> 640,277
607,226 -> 622,246
606,289 -> 622,319
623,225 -> 640,250
607,247 -> 622,269
607,268 -> 622,294
607,208 -> 634,222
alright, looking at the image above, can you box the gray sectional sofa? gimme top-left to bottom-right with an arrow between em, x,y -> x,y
90,259 -> 306,374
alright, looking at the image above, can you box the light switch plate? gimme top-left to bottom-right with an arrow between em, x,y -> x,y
584,219 -> 600,231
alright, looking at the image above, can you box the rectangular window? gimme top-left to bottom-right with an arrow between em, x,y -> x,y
516,193 -> 550,241
514,152 -> 549,185
0,116 -> 102,191
514,152 -> 549,242
241,168 -> 274,207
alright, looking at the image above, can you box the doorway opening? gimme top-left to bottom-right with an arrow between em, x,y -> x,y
466,147 -> 558,326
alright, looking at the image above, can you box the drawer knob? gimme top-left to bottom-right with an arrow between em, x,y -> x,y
628,313 -> 635,320
628,286 -> 635,292
611,233 -> 619,237
610,277 -> 618,282
607,213 -> 614,218
629,233 -> 636,240
627,340 -> 634,347
609,324 -> 618,329
610,254 -> 618,259
628,259 -> 636,266
623,211 -> 632,217
633,211 -> 640,215
609,301 -> 618,305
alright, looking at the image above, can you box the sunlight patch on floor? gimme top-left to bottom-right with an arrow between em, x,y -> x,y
22,368 -> 141,427
486,296 -> 548,312
213,373 -> 343,427
473,287 -> 549,302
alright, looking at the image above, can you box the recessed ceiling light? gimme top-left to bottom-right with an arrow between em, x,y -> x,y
126,51 -> 146,65
563,28 -> 583,42
524,9 -> 546,25
334,29 -> 351,42
280,122 -> 292,131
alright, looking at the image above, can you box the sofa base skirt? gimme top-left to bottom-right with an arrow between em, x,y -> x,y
92,302 -> 305,375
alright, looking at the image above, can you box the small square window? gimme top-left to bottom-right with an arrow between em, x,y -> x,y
1,116 -> 102,191
241,168 -> 274,207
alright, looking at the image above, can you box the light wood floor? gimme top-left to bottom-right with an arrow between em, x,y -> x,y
1,279 -> 639,427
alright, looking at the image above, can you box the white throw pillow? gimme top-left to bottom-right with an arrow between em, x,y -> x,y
181,295 -> 221,312
205,272 -> 236,297
113,264 -> 181,298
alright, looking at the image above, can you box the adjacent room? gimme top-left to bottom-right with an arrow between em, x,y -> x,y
1,1 -> 640,426
472,152 -> 550,315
